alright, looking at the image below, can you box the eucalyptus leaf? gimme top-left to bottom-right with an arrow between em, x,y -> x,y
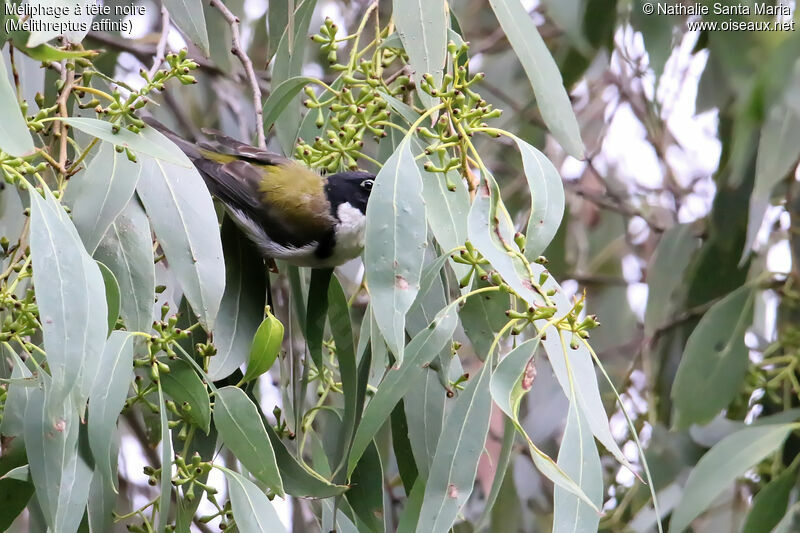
416,363 -> 492,533
214,386 -> 284,496
93,197 -> 156,333
67,142 -> 142,254
60,118 -> 192,167
221,467 -> 288,533
28,185 -> 107,404
0,53 -> 34,156
487,0 -> 585,158
741,465 -> 796,533
349,303 -> 459,475
553,402 -> 603,533
209,219 -> 267,381
364,138 -> 427,362
96,261 -> 120,335
262,75 -> 316,133
391,0 -> 447,109
137,155 -> 225,330
164,0 -> 210,55
87,332 -> 134,490
161,359 -> 212,433
669,423 -> 797,533
157,384 -> 173,533
671,285 -> 756,429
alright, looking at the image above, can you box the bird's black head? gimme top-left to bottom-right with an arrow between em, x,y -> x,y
324,170 -> 375,215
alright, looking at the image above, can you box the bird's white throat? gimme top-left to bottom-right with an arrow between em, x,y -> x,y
331,201 -> 367,262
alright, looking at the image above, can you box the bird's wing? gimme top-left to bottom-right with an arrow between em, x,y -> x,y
196,154 -> 335,249
199,128 -> 288,166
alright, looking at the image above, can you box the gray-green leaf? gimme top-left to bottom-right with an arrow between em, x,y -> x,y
164,0 -> 209,55
487,0 -> 585,158
364,138 -> 427,362
0,53 -> 34,156
221,467 -> 288,533
137,156 -> 225,330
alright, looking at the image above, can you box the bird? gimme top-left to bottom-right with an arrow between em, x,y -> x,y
144,118 -> 375,268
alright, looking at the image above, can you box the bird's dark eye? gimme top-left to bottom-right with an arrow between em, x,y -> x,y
361,179 -> 374,190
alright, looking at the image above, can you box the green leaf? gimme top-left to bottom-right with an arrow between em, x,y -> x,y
459,279 -> 509,360
327,275 -> 359,479
66,142 -> 143,254
241,309 -> 283,384
391,0 -> 448,109
0,345 -> 33,437
60,118 -> 192,167
164,0 -> 210,55
487,0 -> 585,158
209,219 -> 267,381
671,285 -> 755,429
264,423 -> 348,498
88,332 -> 134,491
220,467 -> 288,533
396,480 -> 426,533
510,135 -> 566,260
157,384 -> 173,533
305,267 -> 333,372
416,363 -> 492,533
161,359 -> 212,434
644,224 -> 699,337
267,0 -> 290,60
87,464 -> 118,533
553,402 -> 603,533
392,400 -> 419,493
364,138 -> 427,362
262,76 -> 316,132
669,423 -> 797,533
28,186 -> 107,403
349,303 -> 459,475
741,465 -> 797,533
214,386 -> 284,496
93,197 -> 156,333
490,338 -> 598,511
347,439 -> 385,533
743,62 -> 800,261
271,0 -> 318,155
771,501 -> 800,533
137,155 -> 225,330
96,261 -> 120,335
24,379 -> 93,532
0,465 -> 29,482
403,370 -> 446,480
0,438 -> 34,531
0,53 -> 34,156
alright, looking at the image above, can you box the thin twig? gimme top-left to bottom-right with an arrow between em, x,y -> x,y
209,0 -> 266,149
147,5 -> 171,79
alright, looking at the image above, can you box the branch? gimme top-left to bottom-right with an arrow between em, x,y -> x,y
147,5 -> 171,79
209,0 -> 266,149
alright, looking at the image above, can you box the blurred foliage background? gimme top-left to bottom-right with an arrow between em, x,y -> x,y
3,0 -> 800,531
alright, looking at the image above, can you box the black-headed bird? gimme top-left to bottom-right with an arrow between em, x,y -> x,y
145,118 -> 374,268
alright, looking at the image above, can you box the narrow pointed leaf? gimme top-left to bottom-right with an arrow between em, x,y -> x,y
491,338 -> 599,510
214,386 -> 284,496
29,186 -> 107,403
88,332 -> 134,490
157,385 -> 173,533
671,285 -> 755,429
487,0 -> 584,158
416,363 -> 492,533
392,0 -> 447,109
67,142 -> 143,254
221,467 -> 288,533
0,53 -> 34,156
365,138 -> 427,362
349,303 -> 458,474
93,198 -> 156,333
97,261 -> 121,335
209,220 -> 267,380
137,156 -> 225,330
60,118 -> 192,167
161,359 -> 212,433
262,76 -> 316,132
669,424 -> 797,533
510,135 -> 566,260
164,0 -> 209,55
553,403 -> 603,533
